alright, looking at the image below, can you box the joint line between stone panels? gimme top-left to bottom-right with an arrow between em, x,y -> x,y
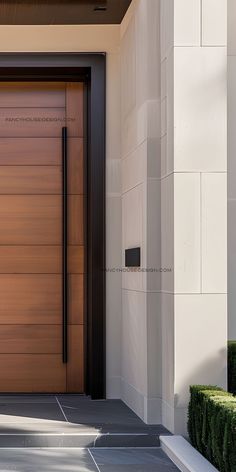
201,46 -> 227,48
172,46 -> 224,50
88,449 -> 102,472
122,288 -> 161,293
160,291 -> 175,294
174,293 -> 226,295
174,170 -> 227,174
120,377 -> 146,397
161,291 -> 227,295
173,45 -> 226,49
55,396 -> 68,422
161,171 -> 174,181
93,447 -> 164,450
174,46 -> 202,48
121,138 -> 147,161
121,181 -> 144,196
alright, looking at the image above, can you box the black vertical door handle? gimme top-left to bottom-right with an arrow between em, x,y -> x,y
62,127 -> 68,363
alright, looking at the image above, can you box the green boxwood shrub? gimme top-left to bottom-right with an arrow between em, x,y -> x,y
228,341 -> 236,395
188,385 -> 236,472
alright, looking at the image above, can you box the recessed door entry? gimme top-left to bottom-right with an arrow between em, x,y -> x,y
0,81 -> 85,392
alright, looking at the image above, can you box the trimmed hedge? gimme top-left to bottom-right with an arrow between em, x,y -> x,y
228,341 -> 236,395
188,385 -> 236,472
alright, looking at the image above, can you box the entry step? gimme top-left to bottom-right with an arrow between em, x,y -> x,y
0,432 -> 164,448
0,447 -> 180,471
0,395 -> 170,448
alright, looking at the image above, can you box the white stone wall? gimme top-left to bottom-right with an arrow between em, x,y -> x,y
120,0 -> 162,423
228,0 -> 236,339
161,0 -> 227,434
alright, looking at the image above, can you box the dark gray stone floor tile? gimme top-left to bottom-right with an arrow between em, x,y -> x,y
89,423 -> 169,434
0,434 -> 97,448
0,421 -> 101,434
0,403 -> 65,422
0,395 -> 56,404
0,448 -> 98,471
57,394 -> 89,402
95,465 -> 178,471
0,433 -> 161,448
94,434 -> 160,448
60,399 -> 145,425
0,396 -> 172,451
0,420 -> 167,435
57,398 -> 170,435
90,448 -> 179,471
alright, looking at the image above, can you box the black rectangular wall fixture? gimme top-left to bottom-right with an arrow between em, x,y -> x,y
125,247 -> 141,267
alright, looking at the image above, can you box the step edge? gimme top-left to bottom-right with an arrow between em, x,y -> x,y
160,436 -> 219,472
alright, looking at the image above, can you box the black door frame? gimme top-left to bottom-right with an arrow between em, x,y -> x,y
0,53 -> 106,399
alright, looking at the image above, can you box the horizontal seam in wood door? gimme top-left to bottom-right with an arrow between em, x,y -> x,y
0,106 -> 66,109
0,194 -> 84,196
0,324 -> 84,326
0,136 -> 83,138
0,245 -> 84,247
0,136 -> 84,139
0,165 -> 61,167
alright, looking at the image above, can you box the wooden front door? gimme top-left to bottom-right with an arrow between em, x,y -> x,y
0,82 -> 85,393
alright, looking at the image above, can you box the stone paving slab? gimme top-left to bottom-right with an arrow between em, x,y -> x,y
0,395 -> 171,448
59,398 -> 144,425
0,421 -> 99,434
0,403 -> 65,422
0,421 -> 167,435
0,448 -> 180,471
90,448 -> 180,472
0,432 -> 162,448
0,448 -> 97,471
0,395 -> 56,404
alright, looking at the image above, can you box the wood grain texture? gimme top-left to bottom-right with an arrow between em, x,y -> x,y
68,138 -> 84,195
0,195 -> 61,245
0,138 -> 61,165
0,82 -> 66,108
0,245 -> 84,274
68,195 -> 84,245
67,325 -> 84,393
0,355 -> 66,392
0,80 -> 85,393
0,325 -> 61,354
0,108 -> 66,137
0,246 -> 61,274
68,246 -> 84,275
66,83 -> 83,137
68,275 -> 84,325
0,166 -> 61,194
0,275 -> 61,324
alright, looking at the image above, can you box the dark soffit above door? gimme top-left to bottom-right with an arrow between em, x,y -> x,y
0,0 -> 132,25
